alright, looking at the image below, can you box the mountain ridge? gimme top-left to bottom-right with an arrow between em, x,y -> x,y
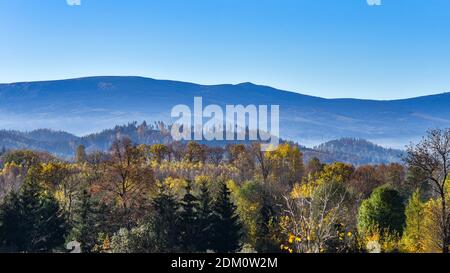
1,76 -> 450,148
2,75 -> 449,101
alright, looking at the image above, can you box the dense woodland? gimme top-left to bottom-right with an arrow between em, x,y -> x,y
0,128 -> 449,253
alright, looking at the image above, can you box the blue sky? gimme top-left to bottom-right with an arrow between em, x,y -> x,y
1,0 -> 450,99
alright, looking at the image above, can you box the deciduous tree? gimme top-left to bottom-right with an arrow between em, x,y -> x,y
405,128 -> 450,253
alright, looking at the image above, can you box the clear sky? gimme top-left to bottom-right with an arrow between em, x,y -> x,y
1,0 -> 450,99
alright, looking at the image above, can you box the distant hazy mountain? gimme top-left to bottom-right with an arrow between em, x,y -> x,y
305,138 -> 404,165
0,124 -> 402,165
0,122 -> 172,158
1,76 -> 450,148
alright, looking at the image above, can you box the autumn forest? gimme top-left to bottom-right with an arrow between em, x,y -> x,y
0,128 -> 449,254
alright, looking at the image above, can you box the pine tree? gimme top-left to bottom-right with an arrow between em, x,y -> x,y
210,181 -> 242,253
0,177 -> 68,252
152,183 -> 180,252
179,180 -> 200,252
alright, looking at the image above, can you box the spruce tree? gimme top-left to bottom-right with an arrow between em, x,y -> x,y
254,195 -> 278,253
152,183 -> 180,252
71,190 -> 102,253
197,181 -> 213,252
210,181 -> 242,253
179,180 -> 200,252
0,177 -> 68,252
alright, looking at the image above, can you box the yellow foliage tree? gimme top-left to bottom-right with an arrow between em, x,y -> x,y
267,143 -> 304,188
401,189 -> 427,253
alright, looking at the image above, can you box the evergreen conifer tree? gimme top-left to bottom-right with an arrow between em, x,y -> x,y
254,195 -> 278,252
152,183 -> 180,252
179,180 -> 200,252
197,180 -> 214,252
210,181 -> 242,253
0,177 -> 68,252
71,190 -> 103,253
